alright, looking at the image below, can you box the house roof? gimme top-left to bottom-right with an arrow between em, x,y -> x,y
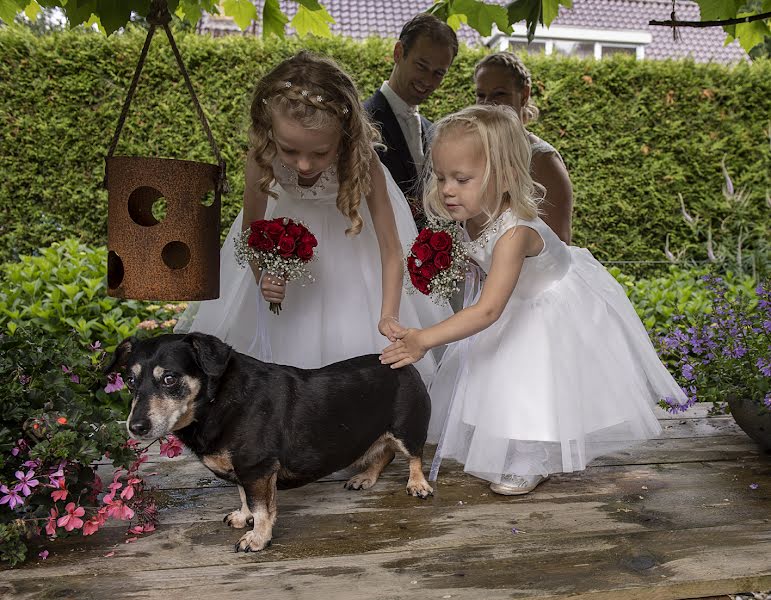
197,0 -> 748,63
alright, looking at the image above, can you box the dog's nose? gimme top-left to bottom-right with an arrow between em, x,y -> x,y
129,419 -> 151,437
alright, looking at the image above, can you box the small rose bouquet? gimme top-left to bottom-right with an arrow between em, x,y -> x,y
405,223 -> 466,303
235,217 -> 318,314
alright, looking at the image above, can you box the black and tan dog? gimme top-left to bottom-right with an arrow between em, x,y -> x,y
106,332 -> 433,552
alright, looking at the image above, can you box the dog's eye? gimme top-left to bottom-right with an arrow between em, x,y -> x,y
162,373 -> 178,386
126,376 -> 135,388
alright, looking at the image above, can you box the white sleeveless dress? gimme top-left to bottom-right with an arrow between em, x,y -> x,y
175,160 -> 452,383
429,210 -> 687,482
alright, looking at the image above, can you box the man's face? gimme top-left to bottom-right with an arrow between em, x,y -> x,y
390,35 -> 454,106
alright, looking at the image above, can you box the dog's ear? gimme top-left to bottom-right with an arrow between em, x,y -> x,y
104,337 -> 136,374
183,333 -> 233,399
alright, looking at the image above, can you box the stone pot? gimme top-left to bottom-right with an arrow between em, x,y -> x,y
727,394 -> 771,452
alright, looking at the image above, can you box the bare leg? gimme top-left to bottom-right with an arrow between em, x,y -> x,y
235,472 -> 278,552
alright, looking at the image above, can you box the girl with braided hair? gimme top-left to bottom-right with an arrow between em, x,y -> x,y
176,51 -> 450,382
474,51 -> 574,244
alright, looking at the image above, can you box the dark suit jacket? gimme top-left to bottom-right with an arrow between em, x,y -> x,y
364,90 -> 432,227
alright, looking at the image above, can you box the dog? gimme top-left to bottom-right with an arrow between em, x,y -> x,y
106,332 -> 433,553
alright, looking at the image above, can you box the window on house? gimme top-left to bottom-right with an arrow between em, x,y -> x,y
552,40 -> 595,58
601,45 -> 636,57
509,40 -> 547,54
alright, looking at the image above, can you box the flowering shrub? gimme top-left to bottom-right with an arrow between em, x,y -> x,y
0,327 -> 177,566
656,275 -> 770,415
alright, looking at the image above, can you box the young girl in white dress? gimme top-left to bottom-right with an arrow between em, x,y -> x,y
176,51 -> 451,381
380,105 -> 688,495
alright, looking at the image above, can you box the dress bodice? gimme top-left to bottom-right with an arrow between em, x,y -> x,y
272,159 -> 340,205
462,210 -> 571,299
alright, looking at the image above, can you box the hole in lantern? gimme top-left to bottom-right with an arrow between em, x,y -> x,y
128,186 -> 167,226
162,241 -> 190,270
200,189 -> 215,208
107,250 -> 124,289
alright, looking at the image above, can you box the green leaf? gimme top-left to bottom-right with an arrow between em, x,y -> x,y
262,0 -> 288,38
447,12 -> 468,30
222,0 -> 257,31
447,0 -> 509,36
291,0 -> 334,37
542,0 -> 571,27
176,0 -> 202,24
732,14 -> 771,52
23,0 -> 40,20
62,0 -> 97,27
0,0 -> 25,24
694,0 -> 742,21
507,0 -> 542,41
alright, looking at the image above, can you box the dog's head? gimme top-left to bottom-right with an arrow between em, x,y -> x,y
105,333 -> 233,441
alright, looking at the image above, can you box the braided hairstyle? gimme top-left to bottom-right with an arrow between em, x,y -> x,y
474,52 -> 540,125
249,51 -> 381,236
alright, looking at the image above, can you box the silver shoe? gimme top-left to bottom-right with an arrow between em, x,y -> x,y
489,474 -> 549,496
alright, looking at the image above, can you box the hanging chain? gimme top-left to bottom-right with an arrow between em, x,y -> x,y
105,0 -> 229,194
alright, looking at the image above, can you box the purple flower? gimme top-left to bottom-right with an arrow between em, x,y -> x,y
38,550 -> 49,560
764,394 -> 771,410
18,374 -> 31,385
22,459 -> 40,469
681,363 -> 695,381
104,372 -> 125,394
757,358 -> 771,378
0,485 -> 25,509
88,341 -> 102,352
14,470 -> 40,497
749,483 -> 759,490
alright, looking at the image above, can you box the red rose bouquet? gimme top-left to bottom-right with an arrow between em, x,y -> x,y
405,223 -> 466,303
235,217 -> 318,314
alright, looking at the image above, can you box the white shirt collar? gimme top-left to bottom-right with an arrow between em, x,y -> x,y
380,81 -> 419,118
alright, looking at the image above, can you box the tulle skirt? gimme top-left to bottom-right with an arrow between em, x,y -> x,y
429,246 -> 686,482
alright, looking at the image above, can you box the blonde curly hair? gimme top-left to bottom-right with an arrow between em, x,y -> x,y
474,52 -> 539,125
423,105 -> 540,228
248,51 -> 381,236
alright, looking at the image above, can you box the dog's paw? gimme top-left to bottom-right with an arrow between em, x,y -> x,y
406,479 -> 433,499
235,531 -> 272,553
344,472 -> 377,491
224,510 -> 253,529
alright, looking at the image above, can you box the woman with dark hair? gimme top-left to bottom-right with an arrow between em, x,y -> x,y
474,52 -> 573,244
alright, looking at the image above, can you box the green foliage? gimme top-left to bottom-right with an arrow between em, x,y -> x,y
0,238 -> 184,351
0,30 -> 769,275
609,266 -> 758,333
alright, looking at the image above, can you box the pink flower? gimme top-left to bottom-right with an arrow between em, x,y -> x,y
105,372 -> 125,393
82,518 -> 101,536
22,459 -> 40,469
88,340 -> 102,352
57,502 -> 85,531
38,550 -> 49,560
14,469 -> 39,496
45,507 -> 59,536
106,500 -> 135,521
51,478 -> 68,502
0,485 -> 24,509
18,374 -> 31,386
159,435 -> 184,459
141,522 -> 156,533
121,485 -> 135,501
128,525 -> 145,534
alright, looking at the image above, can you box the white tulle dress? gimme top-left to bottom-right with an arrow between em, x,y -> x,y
428,210 -> 687,483
175,159 -> 452,384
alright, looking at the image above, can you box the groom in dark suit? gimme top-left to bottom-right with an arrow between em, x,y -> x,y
364,14 -> 458,228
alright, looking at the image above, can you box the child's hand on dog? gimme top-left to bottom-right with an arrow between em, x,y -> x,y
261,274 -> 286,304
378,315 -> 406,342
380,328 -> 426,368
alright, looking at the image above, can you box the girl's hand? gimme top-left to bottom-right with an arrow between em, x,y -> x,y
378,316 -> 406,342
379,329 -> 426,368
260,275 -> 286,304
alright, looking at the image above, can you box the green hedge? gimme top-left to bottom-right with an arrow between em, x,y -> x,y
1,28 -> 769,272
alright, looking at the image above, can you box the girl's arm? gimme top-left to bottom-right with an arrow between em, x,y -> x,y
365,157 -> 404,341
243,149 -> 283,303
532,152 -> 573,245
380,226 -> 542,368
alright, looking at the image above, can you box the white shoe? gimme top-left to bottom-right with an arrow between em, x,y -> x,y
489,474 -> 549,496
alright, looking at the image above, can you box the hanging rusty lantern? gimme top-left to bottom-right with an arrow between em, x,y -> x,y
104,1 -> 228,301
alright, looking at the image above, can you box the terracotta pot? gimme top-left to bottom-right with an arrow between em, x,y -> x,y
727,394 -> 771,452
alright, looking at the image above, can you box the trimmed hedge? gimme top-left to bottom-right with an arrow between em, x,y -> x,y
1,28 -> 769,272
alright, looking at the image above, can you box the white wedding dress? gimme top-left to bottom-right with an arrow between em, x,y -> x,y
429,210 -> 688,482
176,159 -> 451,384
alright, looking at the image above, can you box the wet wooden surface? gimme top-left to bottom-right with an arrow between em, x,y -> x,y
1,405 -> 769,600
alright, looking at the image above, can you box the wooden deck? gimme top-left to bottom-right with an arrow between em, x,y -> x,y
2,405 -> 770,600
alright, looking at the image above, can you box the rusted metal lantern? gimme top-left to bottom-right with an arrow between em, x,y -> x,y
105,1 -> 227,301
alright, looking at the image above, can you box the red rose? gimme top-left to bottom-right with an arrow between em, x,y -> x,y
300,232 -> 318,248
255,235 -> 274,251
297,243 -> 314,261
277,235 -> 296,257
410,272 -> 430,295
407,255 -> 417,274
286,223 -> 304,239
265,221 -> 286,243
417,228 -> 433,243
250,220 -> 268,234
430,231 -> 452,252
420,264 -> 438,279
412,243 -> 434,263
434,251 -> 451,270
